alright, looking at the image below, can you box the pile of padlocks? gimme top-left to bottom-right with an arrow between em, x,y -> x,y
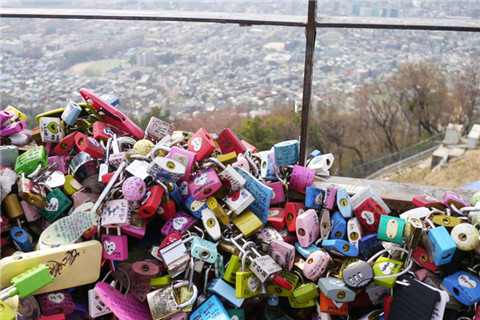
1,88 -> 480,320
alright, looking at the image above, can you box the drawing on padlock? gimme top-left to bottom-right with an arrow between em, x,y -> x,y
101,228 -> 128,261
236,251 -> 260,299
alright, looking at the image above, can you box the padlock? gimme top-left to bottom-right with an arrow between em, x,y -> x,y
232,153 -> 250,171
18,176 -> 47,207
289,165 -> 316,194
216,128 -> 246,155
305,186 -> 324,210
145,116 -> 175,141
75,132 -> 105,158
38,117 -> 64,143
10,226 -> 34,252
158,239 -> 190,277
443,190 -> 468,211
188,167 -> 222,201
37,289 -> 75,316
319,291 -> 349,315
132,139 -> 154,157
92,121 -> 117,141
88,286 -> 112,318
1,120 -> 26,136
322,239 -> 359,257
177,179 -> 192,200
158,198 -> 176,221
190,237 -> 218,264
443,271 -> 480,306
208,278 -> 245,308
377,215 -> 405,244
15,146 -> 48,175
285,202 -> 305,232
122,176 -> 147,202
268,239 -> 295,271
450,223 -> 480,251
21,200 -> 42,222
354,197 -> 386,233
347,217 -> 363,249
201,208 -> 221,241
236,251 -> 260,298
303,250 -> 330,282
222,188 -> 254,215
223,254 -> 244,284
217,163 -> 247,192
187,127 -> 216,161
265,182 -> 284,207
273,140 -> 299,166
161,211 -> 197,236
138,185 -> 164,218
404,217 -> 423,251
189,295 -> 230,320
431,214 -> 462,228
341,260 -> 374,289
101,199 -> 131,228
267,270 -> 299,297
317,277 -> 356,303
101,228 -> 128,261
184,195 -> 207,219
147,157 -> 186,184
296,209 -> 320,247
358,233 -> 383,260
288,295 -> 315,309
61,100 -> 82,126
47,155 -> 69,175
258,150 -> 277,181
412,246 -> 438,272
4,193 -> 24,221
232,210 -> 263,238
0,109 -> 14,125
294,242 -> 320,259
165,146 -> 196,181
307,153 -> 334,173
335,188 -> 352,218
330,210 -> 346,240
165,182 -> 184,205
147,280 -> 197,319
267,207 -> 286,230
53,132 -> 80,156
69,151 -> 98,183
425,225 -> 457,266
324,187 -> 337,210
412,195 -> 447,211
292,282 -> 319,303
37,188 -> 72,222
0,145 -> 19,168
372,256 -> 403,288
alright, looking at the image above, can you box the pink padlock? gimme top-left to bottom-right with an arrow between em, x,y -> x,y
324,187 -> 337,210
0,110 -> 14,126
231,154 -> 250,172
167,146 -> 197,180
48,155 -> 70,174
187,127 -> 216,161
132,261 -> 162,277
443,191 -> 468,211
0,120 -> 26,136
188,167 -> 222,201
101,229 -> 128,261
37,289 -> 75,315
303,250 -> 330,282
122,214 -> 146,238
122,176 -> 146,202
268,239 -> 295,271
414,268 -> 438,282
296,209 -> 320,247
109,152 -> 129,168
44,142 -> 57,155
101,199 -> 131,228
20,200 -> 41,222
289,165 -> 316,194
267,181 -> 285,205
161,211 -> 197,236
71,190 -> 99,209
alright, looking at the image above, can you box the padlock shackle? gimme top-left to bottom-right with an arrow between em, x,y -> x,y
172,280 -> 198,308
148,145 -> 171,160
367,247 -> 413,280
241,251 -> 255,270
101,267 -> 131,295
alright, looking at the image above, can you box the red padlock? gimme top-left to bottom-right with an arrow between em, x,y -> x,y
217,128 -> 246,155
285,202 -> 305,232
92,121 -> 117,142
75,133 -> 105,158
353,197 -> 386,234
138,185 -> 164,218
412,246 -> 438,272
54,132 -> 81,156
267,207 -> 286,230
158,198 -> 176,220
187,127 -> 216,161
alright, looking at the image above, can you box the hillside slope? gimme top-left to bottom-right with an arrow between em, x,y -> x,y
377,149 -> 480,189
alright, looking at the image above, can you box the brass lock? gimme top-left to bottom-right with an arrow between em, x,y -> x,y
147,280 -> 197,320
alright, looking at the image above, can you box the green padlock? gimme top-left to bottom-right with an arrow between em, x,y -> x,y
292,282 -> 319,303
372,256 -> 404,289
37,188 -> 72,222
223,254 -> 243,284
268,270 -> 299,297
14,146 -> 48,175
377,215 -> 405,244
288,295 -> 315,308
227,308 -> 245,320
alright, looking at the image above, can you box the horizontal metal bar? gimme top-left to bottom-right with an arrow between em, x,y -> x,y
0,8 -> 307,27
316,15 -> 480,32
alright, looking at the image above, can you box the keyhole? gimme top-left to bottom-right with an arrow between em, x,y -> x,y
343,244 -> 350,252
262,162 -> 267,169
200,250 -> 210,259
459,233 -> 467,241
334,231 -> 342,238
275,287 -> 282,294
350,231 -> 359,240
307,258 -> 314,264
166,161 -> 175,170
15,231 -> 23,237
420,254 -> 429,263
337,291 -> 346,300
322,222 -> 328,229
443,217 -> 450,224
78,138 -> 85,145
55,308 -> 63,314
141,264 -> 150,272
60,142 -> 69,150
298,228 -> 306,236
287,213 -> 294,221
375,205 -> 382,212
203,188 -> 212,195
340,199 -> 348,207
207,218 -> 216,228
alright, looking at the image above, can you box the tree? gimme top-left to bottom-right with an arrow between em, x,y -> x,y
136,107 -> 171,130
450,62 -> 480,127
235,116 -> 276,151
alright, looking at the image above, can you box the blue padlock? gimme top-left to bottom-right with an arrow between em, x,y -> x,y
61,100 -> 82,126
258,151 -> 278,181
443,271 -> 480,306
208,278 -> 244,308
184,195 -> 207,219
425,225 -> 457,266
336,188 -> 352,218
166,182 -> 184,205
295,242 -> 321,259
330,211 -> 346,240
307,149 -> 322,159
305,186 -> 324,210
322,239 -> 359,257
190,237 -> 218,264
273,140 -> 299,167
189,295 -> 229,320
10,226 -> 33,252
358,233 -> 383,260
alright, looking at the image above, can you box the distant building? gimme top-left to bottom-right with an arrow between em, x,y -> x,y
0,39 -> 23,55
137,50 -> 155,67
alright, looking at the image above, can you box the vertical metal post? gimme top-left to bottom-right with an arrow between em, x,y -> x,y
299,0 -> 317,166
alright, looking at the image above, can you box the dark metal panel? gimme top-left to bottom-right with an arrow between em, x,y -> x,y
299,1 -> 317,166
316,15 -> 480,32
0,8 -> 307,27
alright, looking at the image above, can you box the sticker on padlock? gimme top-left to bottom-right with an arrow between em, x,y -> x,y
377,215 -> 405,244
101,229 -> 128,261
101,199 -> 131,228
37,289 -> 75,316
236,251 -> 260,299
161,211 -> 197,236
37,188 -> 72,222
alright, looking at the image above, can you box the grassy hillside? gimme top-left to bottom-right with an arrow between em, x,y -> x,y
378,149 -> 480,189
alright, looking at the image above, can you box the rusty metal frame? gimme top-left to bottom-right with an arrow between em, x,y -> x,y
2,3 -> 480,165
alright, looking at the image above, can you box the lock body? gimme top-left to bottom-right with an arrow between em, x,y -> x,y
267,207 -> 286,229
101,233 -> 128,261
187,128 -> 216,161
273,140 -> 299,166
354,197 -> 386,233
330,210 -> 346,239
292,282 -> 319,303
38,188 -> 72,222
268,181 -> 285,205
322,239 -> 359,257
425,225 -> 457,266
443,271 -> 480,306
303,250 -> 330,281
324,187 -> 337,210
38,289 -> 75,316
232,210 -> 263,238
189,168 -> 222,200
15,146 -> 48,175
285,202 -> 305,232
296,208 -> 320,247
268,239 -> 295,271
317,278 -> 356,303
289,164 -> 316,193
305,186 -> 324,210
146,116 -> 175,141
190,237 -> 218,263
138,185 -> 164,218
372,257 -> 403,288
161,211 -> 196,236
101,199 -> 131,228
377,215 -> 405,244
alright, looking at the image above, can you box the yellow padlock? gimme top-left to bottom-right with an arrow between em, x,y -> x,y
207,196 -> 231,225
431,215 -> 462,228
5,105 -> 27,123
64,175 -> 82,196
215,152 -> 238,165
232,210 -> 263,238
235,252 -> 260,299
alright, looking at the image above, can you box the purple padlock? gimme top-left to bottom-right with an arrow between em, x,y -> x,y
37,289 -> 75,315
101,199 -> 131,228
1,120 -> 26,136
443,191 -> 468,211
289,165 -> 316,194
188,167 -> 222,201
268,181 -> 285,205
122,176 -> 147,202
161,211 -> 197,236
324,187 -> 337,210
20,200 -> 42,222
121,214 -> 146,238
44,142 -> 57,155
101,230 -> 128,261
0,110 -> 15,126
167,146 -> 197,180
48,155 -> 70,174
303,250 -> 330,281
268,239 -> 295,271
